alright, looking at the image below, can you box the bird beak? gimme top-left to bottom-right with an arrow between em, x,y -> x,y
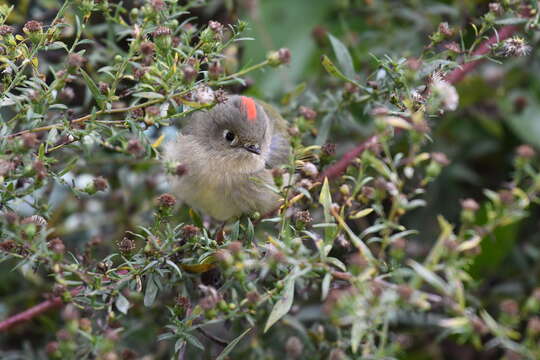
243,143 -> 261,155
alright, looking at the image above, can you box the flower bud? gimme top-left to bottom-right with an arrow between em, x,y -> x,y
182,65 -> 197,84
285,336 -> 303,359
267,48 -> 291,66
299,106 -> 317,120
117,237 -> 136,254
91,177 -> 108,192
208,61 -> 223,80
157,193 -> 176,208
152,26 -> 172,51
516,145 -> 535,159
23,20 -> 43,43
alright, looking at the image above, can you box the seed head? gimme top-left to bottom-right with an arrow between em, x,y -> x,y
140,41 -> 155,56
152,26 -> 171,38
182,65 -> 197,83
321,143 -> 336,156
93,176 -> 109,191
516,145 -> 535,158
0,25 -> 14,35
67,53 -> 86,69
48,237 -> 66,254
117,237 -> 136,254
299,106 -> 317,120
431,152 -> 450,165
461,198 -> 479,211
127,138 -> 144,155
157,193 -> 176,207
500,36 -> 532,57
285,336 -> 303,359
294,209 -> 313,225
23,20 -> 42,33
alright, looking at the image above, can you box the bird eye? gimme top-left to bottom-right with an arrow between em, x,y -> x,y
223,130 -> 236,143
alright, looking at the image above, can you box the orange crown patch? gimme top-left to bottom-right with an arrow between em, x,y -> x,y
241,96 -> 257,122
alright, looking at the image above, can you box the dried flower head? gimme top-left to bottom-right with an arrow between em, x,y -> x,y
48,238 -> 66,254
127,138 -> 144,155
140,41 -> 155,56
181,224 -> 200,239
294,209 -> 313,225
438,22 -> 453,37
117,237 -> 136,254
93,176 -> 109,191
23,20 -> 42,33
431,152 -> 450,166
208,20 -> 224,37
182,65 -> 197,83
198,285 -> 221,310
285,336 -> 303,359
152,26 -> 171,38
22,133 -> 38,148
432,79 -> 459,111
0,25 -> 14,35
213,89 -> 228,104
299,106 -> 317,120
489,3 -> 502,14
461,198 -> 479,212
301,162 -> 319,178
150,0 -> 166,11
516,144 -> 535,158
321,143 -> 336,156
157,193 -> 177,207
67,53 -> 86,68
228,241 -> 242,254
499,299 -> 519,316
499,36 -> 532,57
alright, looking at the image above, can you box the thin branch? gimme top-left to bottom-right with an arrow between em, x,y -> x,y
318,135 -> 379,181
445,25 -> 518,84
0,286 -> 83,332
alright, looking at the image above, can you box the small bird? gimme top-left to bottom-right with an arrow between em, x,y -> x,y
165,95 -> 290,221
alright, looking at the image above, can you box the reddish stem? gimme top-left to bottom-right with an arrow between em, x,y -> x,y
319,135 -> 379,180
0,287 -> 82,332
445,25 -> 518,84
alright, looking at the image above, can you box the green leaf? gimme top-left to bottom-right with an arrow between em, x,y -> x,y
80,69 -> 106,109
133,92 -> 165,99
246,218 -> 254,244
280,82 -> 306,105
115,293 -> 130,314
144,274 -> 159,307
318,177 -> 337,246
315,112 -> 333,145
230,220 -> 240,241
166,259 -> 183,279
321,272 -> 331,300
328,33 -> 355,79
321,55 -> 351,82
264,274 -> 296,333
216,328 -> 252,360
408,260 -> 449,295
351,321 -> 367,353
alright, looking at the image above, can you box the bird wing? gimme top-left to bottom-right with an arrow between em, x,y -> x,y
257,100 -> 291,168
